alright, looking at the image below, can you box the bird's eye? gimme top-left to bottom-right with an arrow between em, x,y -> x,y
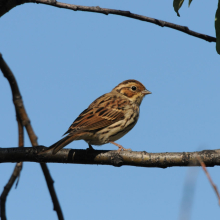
131,86 -> 137,91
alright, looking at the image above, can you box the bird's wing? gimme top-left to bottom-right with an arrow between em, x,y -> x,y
64,93 -> 129,135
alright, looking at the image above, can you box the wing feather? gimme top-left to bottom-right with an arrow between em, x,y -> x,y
64,93 -> 129,135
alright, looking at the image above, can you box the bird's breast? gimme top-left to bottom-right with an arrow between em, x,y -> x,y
87,105 -> 139,145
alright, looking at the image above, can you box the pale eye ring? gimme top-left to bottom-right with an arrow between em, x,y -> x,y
131,86 -> 137,91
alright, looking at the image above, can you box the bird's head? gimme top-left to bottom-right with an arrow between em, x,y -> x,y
112,79 -> 151,105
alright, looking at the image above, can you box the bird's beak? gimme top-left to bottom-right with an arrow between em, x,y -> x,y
142,89 -> 152,95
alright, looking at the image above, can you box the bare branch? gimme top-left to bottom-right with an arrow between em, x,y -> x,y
0,53 -> 64,220
1,146 -> 220,168
0,0 -> 216,43
0,108 -> 24,220
0,162 -> 22,220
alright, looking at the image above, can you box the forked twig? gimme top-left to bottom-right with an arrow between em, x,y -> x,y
0,53 -> 64,220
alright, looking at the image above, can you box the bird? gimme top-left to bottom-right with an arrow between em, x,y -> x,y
42,79 -> 151,155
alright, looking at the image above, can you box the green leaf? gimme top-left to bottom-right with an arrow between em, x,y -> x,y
215,0 -> 220,54
173,0 -> 185,17
188,0 -> 193,7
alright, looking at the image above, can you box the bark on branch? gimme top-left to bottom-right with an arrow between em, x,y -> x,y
0,53 -> 64,220
0,0 -> 216,43
1,146 -> 220,168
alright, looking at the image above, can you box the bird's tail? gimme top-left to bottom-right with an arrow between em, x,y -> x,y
39,135 -> 77,155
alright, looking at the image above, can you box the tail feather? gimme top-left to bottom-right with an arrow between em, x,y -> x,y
52,135 -> 77,154
40,135 -> 77,155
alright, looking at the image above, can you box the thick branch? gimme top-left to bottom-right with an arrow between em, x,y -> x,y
0,0 -> 216,43
1,146 -> 220,168
0,53 -> 64,220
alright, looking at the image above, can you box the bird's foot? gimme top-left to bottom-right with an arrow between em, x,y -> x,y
110,141 -> 132,153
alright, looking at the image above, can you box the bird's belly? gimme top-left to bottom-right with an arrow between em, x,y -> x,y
87,114 -> 138,145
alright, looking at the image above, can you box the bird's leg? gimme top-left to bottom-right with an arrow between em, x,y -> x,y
88,144 -> 94,150
110,141 -> 131,153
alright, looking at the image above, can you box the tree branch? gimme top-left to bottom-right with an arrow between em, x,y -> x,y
0,0 -> 216,43
0,162 -> 22,220
0,113 -> 23,220
0,53 -> 64,220
1,146 -> 220,168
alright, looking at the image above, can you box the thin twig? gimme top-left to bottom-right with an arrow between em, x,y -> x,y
196,155 -> 220,205
0,0 -> 216,43
15,113 -> 24,188
32,0 -> 216,43
0,112 -> 24,220
0,162 -> 23,220
1,146 -> 220,168
0,53 -> 64,220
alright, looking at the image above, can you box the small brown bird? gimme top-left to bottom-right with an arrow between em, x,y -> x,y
45,79 -> 151,154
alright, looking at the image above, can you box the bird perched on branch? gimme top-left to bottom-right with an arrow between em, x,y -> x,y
42,79 -> 151,155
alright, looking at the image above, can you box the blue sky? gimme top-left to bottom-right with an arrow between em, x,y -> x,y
1,0 -> 220,219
